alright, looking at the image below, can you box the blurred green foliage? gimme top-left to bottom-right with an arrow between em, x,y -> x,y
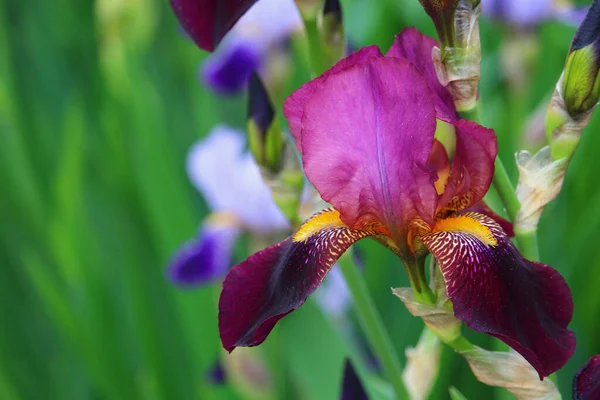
1,0 -> 599,399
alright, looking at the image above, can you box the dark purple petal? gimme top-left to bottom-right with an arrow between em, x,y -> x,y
421,212 -> 575,378
201,41 -> 261,94
438,120 -> 497,213
283,45 -> 383,153
340,359 -> 369,400
298,57 -> 439,249
168,223 -> 240,286
170,0 -> 258,52
574,355 -> 600,400
218,209 -> 374,352
386,27 -> 457,121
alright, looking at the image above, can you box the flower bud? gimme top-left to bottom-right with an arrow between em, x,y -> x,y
402,328 -> 441,400
418,0 -> 459,48
247,73 -> 304,223
562,0 -> 600,118
321,0 -> 346,67
392,287 -> 461,344
248,72 -> 284,173
514,146 -> 567,233
460,347 -> 559,400
429,0 -> 482,112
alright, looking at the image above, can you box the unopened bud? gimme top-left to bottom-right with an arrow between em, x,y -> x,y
392,287 -> 461,344
402,328 -> 441,400
460,347 -> 559,400
514,147 -> 567,233
562,0 -> 600,117
431,0 -> 482,112
248,73 -> 304,223
248,73 -> 283,173
321,0 -> 345,67
418,0 -> 459,48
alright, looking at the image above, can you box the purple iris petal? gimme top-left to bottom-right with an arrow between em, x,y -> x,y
422,213 -> 575,378
574,355 -> 600,400
186,126 -> 290,235
201,41 -> 262,94
168,222 -> 240,286
292,56 -> 438,248
340,360 -> 369,400
219,210 -> 373,352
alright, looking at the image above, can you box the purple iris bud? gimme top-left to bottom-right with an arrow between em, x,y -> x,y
168,221 -> 239,286
483,0 -> 586,27
340,359 -> 369,400
198,0 -> 301,94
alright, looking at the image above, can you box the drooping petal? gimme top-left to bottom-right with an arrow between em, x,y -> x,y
200,40 -> 261,94
421,212 -> 575,378
299,57 -> 439,247
437,120 -> 497,213
218,209 -> 374,352
574,355 -> 600,400
283,45 -> 383,153
171,0 -> 258,52
168,217 -> 240,286
186,126 -> 289,234
340,359 -> 369,400
386,27 -> 456,121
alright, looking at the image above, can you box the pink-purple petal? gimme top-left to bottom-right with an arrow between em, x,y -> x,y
386,27 -> 456,121
299,57 -> 438,246
574,355 -> 600,400
439,120 -> 497,212
170,0 -> 258,52
422,213 -> 575,378
218,222 -> 372,352
283,45 -> 383,153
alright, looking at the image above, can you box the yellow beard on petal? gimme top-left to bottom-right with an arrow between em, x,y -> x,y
293,208 -> 346,243
431,215 -> 498,247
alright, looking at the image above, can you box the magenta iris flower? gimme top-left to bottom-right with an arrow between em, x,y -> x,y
574,355 -> 600,400
217,28 -> 575,378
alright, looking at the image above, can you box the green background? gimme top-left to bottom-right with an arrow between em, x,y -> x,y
1,0 -> 598,398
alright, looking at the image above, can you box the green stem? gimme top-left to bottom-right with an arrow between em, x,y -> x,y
513,227 -> 540,261
301,16 -> 327,77
491,157 -> 521,222
337,251 -> 408,399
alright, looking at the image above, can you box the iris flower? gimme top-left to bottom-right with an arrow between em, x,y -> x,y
168,126 -> 289,286
218,27 -> 575,378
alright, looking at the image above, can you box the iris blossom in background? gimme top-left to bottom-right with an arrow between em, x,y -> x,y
171,0 -> 301,93
573,355 -> 600,400
218,28 -> 575,379
167,126 -> 351,317
167,126 -> 289,286
483,0 -> 586,27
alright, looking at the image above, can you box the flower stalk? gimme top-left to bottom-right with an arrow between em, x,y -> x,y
337,252 -> 409,400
